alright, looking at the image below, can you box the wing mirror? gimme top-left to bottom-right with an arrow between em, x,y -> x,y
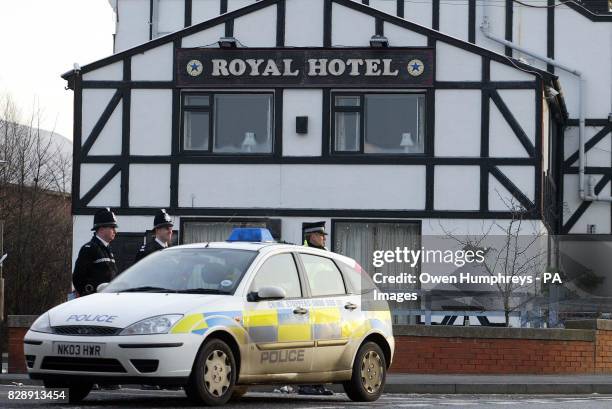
96,282 -> 110,292
248,286 -> 286,301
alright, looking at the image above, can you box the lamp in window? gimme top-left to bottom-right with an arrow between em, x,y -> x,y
242,132 -> 257,152
400,132 -> 414,153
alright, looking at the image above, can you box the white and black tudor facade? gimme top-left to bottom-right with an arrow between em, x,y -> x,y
63,0 -> 612,283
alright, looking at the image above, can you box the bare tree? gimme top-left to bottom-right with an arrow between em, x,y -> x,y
0,94 -> 72,316
439,190 -> 548,326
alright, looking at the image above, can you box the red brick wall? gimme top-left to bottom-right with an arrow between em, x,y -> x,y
8,327 -> 28,374
595,330 -> 612,373
391,336 -> 596,374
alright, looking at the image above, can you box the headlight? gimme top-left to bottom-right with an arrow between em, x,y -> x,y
30,313 -> 52,333
119,314 -> 183,336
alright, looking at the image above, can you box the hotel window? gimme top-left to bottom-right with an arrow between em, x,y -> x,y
332,93 -> 425,154
181,93 -> 274,154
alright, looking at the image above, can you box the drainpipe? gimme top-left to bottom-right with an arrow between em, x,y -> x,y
479,7 -> 612,203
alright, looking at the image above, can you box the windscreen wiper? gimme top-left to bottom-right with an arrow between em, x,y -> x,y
118,286 -> 178,293
176,288 -> 230,294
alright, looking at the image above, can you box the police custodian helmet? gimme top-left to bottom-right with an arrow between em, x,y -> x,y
153,209 -> 174,229
91,208 -> 118,231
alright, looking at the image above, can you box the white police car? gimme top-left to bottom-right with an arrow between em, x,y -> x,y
24,228 -> 394,405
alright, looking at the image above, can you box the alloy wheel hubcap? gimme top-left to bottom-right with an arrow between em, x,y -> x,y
360,350 -> 383,393
203,350 -> 231,397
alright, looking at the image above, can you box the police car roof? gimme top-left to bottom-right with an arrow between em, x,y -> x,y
169,241 -> 295,252
167,241 -> 357,266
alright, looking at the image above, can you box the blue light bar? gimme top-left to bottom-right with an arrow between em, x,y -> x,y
227,227 -> 275,242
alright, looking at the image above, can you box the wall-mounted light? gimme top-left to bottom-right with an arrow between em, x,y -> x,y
370,34 -> 389,48
296,116 -> 308,134
218,36 -> 238,48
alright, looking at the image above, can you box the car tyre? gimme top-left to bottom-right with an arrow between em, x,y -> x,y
43,380 -> 93,403
186,338 -> 237,406
342,341 -> 386,402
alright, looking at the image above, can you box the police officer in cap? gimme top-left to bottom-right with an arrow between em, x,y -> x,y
302,221 -> 328,250
297,221 -> 333,396
134,209 -> 174,263
72,208 -> 119,297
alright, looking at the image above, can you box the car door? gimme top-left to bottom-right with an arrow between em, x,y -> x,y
243,252 -> 314,375
298,253 -> 357,373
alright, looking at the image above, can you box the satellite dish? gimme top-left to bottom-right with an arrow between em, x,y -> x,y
0,254 -> 7,265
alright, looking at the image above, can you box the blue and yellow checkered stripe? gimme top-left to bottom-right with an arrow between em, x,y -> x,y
170,307 -> 392,343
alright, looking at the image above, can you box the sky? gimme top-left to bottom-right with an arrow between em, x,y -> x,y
0,0 -> 116,140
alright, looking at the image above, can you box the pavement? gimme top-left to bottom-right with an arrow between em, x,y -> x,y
2,373 -> 612,395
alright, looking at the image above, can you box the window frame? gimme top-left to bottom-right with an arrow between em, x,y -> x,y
180,90 -> 276,155
295,252 -> 348,298
330,90 -> 427,156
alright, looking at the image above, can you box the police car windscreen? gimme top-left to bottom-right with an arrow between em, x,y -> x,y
102,249 -> 257,294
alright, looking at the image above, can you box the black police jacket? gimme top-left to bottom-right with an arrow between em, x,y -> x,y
72,236 -> 118,296
134,239 -> 165,263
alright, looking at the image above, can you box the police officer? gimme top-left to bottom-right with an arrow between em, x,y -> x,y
134,209 -> 174,263
302,221 -> 328,250
72,208 -> 119,297
298,221 -> 333,396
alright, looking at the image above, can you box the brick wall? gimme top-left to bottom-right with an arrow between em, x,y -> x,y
8,327 -> 28,373
7,315 -> 38,374
391,336 -> 595,374
7,315 -> 612,375
389,320 -> 612,374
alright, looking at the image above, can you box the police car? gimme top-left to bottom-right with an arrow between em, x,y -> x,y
24,228 -> 394,405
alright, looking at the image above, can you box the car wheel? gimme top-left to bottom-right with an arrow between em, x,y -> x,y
43,380 -> 93,403
186,338 -> 237,406
342,341 -> 386,402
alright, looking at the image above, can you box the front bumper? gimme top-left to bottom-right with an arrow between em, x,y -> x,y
24,330 -> 201,384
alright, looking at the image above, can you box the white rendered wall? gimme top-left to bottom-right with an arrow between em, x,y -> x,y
368,0 -> 396,17
436,42 -> 481,81
282,90 -> 323,156
434,90 -> 481,157
178,164 -> 426,210
285,0 -> 324,47
434,165 -> 480,210
131,42 -> 174,81
403,0 -> 432,29
80,164 -> 121,207
82,61 -> 124,81
191,0 -> 219,25
82,90 -> 117,142
233,6 -> 277,46
384,21 -> 428,47
129,164 -> 171,207
181,24 -> 225,47
563,175 -> 612,234
115,0 -> 150,52
130,89 -> 173,155
554,4 -> 612,119
156,0 -> 185,36
439,0 -> 469,42
331,3 -> 375,46
564,126 -> 611,168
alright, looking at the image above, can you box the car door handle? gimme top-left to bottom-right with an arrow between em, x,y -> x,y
344,302 -> 358,310
293,307 -> 308,315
